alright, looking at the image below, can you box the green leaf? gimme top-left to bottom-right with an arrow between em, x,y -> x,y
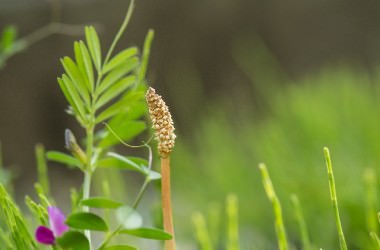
80,197 -> 123,209
66,212 -> 108,231
46,151 -> 81,168
95,90 -> 145,123
103,153 -> 144,173
95,75 -> 136,110
103,47 -> 138,74
99,121 -> 146,148
146,170 -> 161,180
0,25 -> 17,52
74,41 -> 92,92
79,41 -> 94,92
116,206 -> 143,229
120,228 -> 172,240
60,74 -> 87,122
96,57 -> 139,95
57,231 -> 90,250
138,29 -> 154,81
104,245 -> 137,250
85,26 -> 102,71
61,56 -> 90,105
58,77 -> 85,125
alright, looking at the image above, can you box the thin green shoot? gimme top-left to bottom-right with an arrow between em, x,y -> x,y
35,144 -> 50,196
323,147 -> 347,250
291,194 -> 311,250
103,0 -> 135,67
226,194 -> 240,250
207,202 -> 221,247
192,212 -> 213,250
364,168 -> 378,234
370,231 -> 380,249
259,163 -> 288,250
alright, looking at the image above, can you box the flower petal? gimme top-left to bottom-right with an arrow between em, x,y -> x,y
35,226 -> 55,245
48,206 -> 69,237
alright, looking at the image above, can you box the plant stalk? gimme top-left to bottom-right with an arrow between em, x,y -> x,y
98,177 -> 151,250
83,127 -> 94,247
290,194 -> 311,250
161,156 -> 176,250
103,0 -> 135,66
323,147 -> 347,250
259,163 -> 288,250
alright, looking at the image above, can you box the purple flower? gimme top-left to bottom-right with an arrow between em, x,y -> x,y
35,206 -> 69,245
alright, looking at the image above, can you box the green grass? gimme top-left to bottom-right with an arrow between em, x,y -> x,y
172,67 -> 380,249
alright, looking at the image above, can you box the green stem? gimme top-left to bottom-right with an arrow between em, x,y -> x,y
98,178 -> 151,250
226,194 -> 239,250
192,212 -> 213,250
323,147 -> 347,250
83,127 -> 94,247
103,0 -> 135,66
364,168 -> 378,234
259,163 -> 288,250
290,194 -> 311,250
20,22 -> 84,48
132,179 -> 150,209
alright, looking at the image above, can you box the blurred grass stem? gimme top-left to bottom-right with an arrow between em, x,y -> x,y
291,194 -> 311,250
226,194 -> 239,250
323,147 -> 347,250
259,163 -> 288,250
35,144 -> 50,196
364,168 -> 378,234
192,212 -> 213,250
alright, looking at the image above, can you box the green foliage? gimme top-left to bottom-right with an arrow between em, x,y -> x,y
80,197 -> 124,209
57,231 -> 90,250
0,185 -> 36,249
172,66 -> 380,249
0,1 -> 169,249
119,228 -> 172,240
66,212 -> 109,231
0,25 -> 27,68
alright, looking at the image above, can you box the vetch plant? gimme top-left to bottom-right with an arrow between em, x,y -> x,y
0,0 -> 175,249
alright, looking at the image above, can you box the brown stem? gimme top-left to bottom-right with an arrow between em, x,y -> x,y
161,156 -> 176,250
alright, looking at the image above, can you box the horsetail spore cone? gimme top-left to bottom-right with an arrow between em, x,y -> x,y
146,87 -> 176,158
146,87 -> 176,250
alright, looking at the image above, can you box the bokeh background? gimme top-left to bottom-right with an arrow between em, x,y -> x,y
2,0 -> 380,249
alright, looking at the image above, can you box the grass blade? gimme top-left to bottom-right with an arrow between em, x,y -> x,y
323,147 -> 347,250
192,212 -> 213,250
35,144 -> 50,196
226,194 -> 239,250
364,168 -> 378,234
259,163 -> 288,250
290,194 -> 311,250
370,232 -> 380,249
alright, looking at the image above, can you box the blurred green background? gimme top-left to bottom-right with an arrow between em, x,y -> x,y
2,0 -> 380,249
